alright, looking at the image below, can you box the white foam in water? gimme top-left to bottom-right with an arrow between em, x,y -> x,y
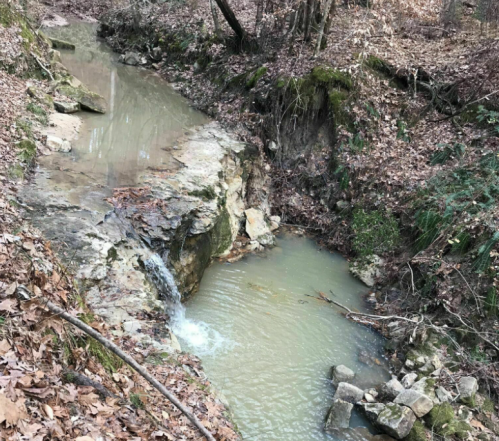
144,253 -> 228,356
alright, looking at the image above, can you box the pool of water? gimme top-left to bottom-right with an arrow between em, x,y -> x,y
40,22 -> 208,208
178,233 -> 390,441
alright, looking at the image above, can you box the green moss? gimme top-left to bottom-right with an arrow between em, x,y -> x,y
107,246 -> 118,262
426,403 -> 455,433
483,397 -> 495,413
403,420 -> 427,441
17,139 -> 36,164
213,208 -> 233,256
189,186 -> 217,200
311,66 -> 353,90
130,393 -> 145,409
26,102 -> 48,125
246,66 -> 267,89
365,55 -> 392,75
0,4 -> 16,27
86,338 -> 123,373
15,118 -> 33,138
8,164 -> 25,180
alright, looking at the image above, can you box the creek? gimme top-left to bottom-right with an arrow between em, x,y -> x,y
38,23 -> 389,441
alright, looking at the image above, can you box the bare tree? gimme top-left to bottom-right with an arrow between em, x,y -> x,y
213,0 -> 248,41
209,0 -> 222,38
314,0 -> 335,56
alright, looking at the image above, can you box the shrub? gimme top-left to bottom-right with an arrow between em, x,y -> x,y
351,208 -> 400,258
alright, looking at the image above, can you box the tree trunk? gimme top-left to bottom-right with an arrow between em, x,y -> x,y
209,0 -> 222,38
304,0 -> 314,41
214,0 -> 248,41
255,0 -> 264,36
314,0 -> 335,55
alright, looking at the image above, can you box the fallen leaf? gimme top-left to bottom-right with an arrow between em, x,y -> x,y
0,393 -> 27,426
0,298 -> 17,312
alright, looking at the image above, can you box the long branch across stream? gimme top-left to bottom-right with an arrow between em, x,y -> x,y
39,23 -> 390,441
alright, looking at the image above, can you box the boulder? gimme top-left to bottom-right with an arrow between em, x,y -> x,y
268,141 -> 278,151
324,399 -> 353,431
54,101 -> 79,114
381,378 -> 404,401
376,404 -> 416,439
49,49 -> 62,64
120,51 -> 142,66
419,354 -> 442,375
350,255 -> 385,287
458,377 -> 478,405
435,386 -> 453,403
269,215 -> 281,232
331,365 -> 355,386
49,37 -> 75,50
245,208 -> 274,246
333,382 -> 364,404
46,135 -> 71,153
365,392 -> 376,403
411,377 -> 437,403
56,84 -> 107,114
151,47 -> 162,61
401,373 -> 418,389
358,402 -> 386,423
394,389 -> 433,417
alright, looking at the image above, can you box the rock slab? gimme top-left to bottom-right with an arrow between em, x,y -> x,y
245,208 -> 274,246
394,389 -> 433,417
325,399 -> 353,430
458,377 -> 478,404
376,404 -> 416,439
334,382 -> 364,404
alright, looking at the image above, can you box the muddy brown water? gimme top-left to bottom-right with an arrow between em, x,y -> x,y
41,23 -> 390,441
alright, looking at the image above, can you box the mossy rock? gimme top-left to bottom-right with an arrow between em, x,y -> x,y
246,66 -> 267,89
311,66 -> 353,90
17,139 -> 37,164
57,84 -> 107,113
365,55 -> 392,75
49,37 -> 76,51
425,403 -> 471,438
403,420 -> 428,441
27,86 -> 54,107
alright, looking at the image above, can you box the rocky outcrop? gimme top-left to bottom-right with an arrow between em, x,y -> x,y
21,122 -> 260,352
394,389 -> 433,418
54,100 -> 79,114
56,83 -> 107,113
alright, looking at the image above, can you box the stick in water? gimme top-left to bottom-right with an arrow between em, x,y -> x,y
39,300 -> 216,441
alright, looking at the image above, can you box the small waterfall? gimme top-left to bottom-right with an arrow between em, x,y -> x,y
143,253 -> 186,325
144,253 -> 224,353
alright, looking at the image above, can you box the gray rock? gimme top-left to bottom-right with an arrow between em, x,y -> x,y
411,377 -> 438,404
325,399 -> 353,430
269,215 -> 281,232
46,135 -> 71,152
458,376 -> 478,404
268,140 -> 278,151
365,392 -> 376,403
405,359 -> 415,369
245,208 -> 274,246
358,402 -> 386,423
151,47 -> 162,61
401,373 -> 418,389
332,365 -> 355,386
436,386 -> 453,403
121,51 -> 142,66
334,382 -> 364,404
49,37 -> 75,50
419,354 -> 443,375
394,389 -> 433,417
376,404 -> 416,439
54,101 -> 80,114
350,255 -> 385,287
49,49 -> 62,64
381,378 -> 405,400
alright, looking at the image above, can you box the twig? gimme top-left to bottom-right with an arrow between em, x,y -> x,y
37,299 -> 216,441
31,52 -> 54,81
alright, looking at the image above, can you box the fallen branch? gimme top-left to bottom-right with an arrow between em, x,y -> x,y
31,52 -> 54,81
64,369 -> 118,399
38,299 -> 216,441
331,299 -> 421,324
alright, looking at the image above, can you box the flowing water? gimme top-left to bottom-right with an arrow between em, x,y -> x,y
178,233 -> 390,441
40,22 -> 208,210
40,23 -> 390,441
